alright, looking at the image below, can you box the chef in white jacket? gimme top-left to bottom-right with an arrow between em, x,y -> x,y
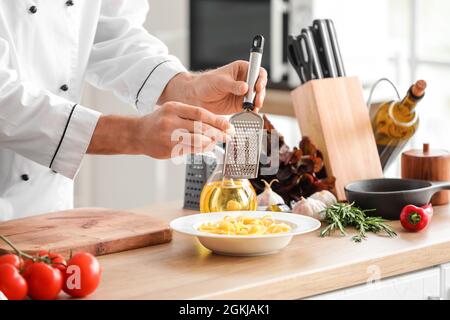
0,0 -> 267,221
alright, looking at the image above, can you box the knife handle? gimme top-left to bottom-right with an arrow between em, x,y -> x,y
243,35 -> 264,111
304,27 -> 324,79
326,19 -> 346,77
312,20 -> 338,78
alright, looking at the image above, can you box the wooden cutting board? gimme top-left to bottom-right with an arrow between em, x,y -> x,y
0,208 -> 172,258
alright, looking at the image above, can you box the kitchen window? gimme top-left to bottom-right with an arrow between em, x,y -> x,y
412,0 -> 450,158
318,0 -> 450,175
272,0 -> 450,175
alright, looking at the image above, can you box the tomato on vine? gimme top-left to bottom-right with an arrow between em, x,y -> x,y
23,262 -> 63,300
63,252 -> 102,298
0,263 -> 28,300
1,235 -> 101,300
38,250 -> 67,271
0,253 -> 23,270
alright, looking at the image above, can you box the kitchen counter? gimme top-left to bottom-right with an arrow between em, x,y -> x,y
88,202 -> 450,300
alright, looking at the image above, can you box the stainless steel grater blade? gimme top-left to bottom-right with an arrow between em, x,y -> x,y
224,35 -> 265,179
224,111 -> 264,179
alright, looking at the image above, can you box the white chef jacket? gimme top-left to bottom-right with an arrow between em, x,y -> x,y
0,0 -> 186,221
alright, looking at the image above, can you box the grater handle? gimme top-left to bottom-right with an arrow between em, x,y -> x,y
243,35 -> 264,111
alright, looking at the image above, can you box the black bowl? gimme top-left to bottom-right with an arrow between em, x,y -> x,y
345,179 -> 450,220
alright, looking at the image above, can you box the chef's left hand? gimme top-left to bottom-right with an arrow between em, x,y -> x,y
160,61 -> 268,115
191,60 -> 268,115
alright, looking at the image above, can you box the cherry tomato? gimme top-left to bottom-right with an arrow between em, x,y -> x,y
63,253 -> 101,298
0,254 -> 23,270
49,254 -> 67,272
38,250 -> 49,257
0,264 -> 28,300
38,251 -> 67,271
23,258 -> 34,271
22,251 -> 48,271
24,262 -> 63,300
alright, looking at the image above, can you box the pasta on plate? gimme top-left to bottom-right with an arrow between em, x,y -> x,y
198,214 -> 292,236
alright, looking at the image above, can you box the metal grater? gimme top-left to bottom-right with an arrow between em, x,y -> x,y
224,35 -> 265,179
183,153 -> 217,210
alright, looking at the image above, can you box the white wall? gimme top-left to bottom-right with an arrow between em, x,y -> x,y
74,0 -> 189,209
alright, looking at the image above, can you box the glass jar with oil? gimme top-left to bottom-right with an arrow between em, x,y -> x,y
199,157 -> 257,213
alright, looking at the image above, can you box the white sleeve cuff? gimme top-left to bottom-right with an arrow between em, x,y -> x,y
50,105 -> 101,179
135,57 -> 187,114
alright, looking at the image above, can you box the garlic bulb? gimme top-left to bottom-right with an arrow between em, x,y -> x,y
267,204 -> 291,213
257,179 -> 285,209
292,197 -> 328,221
310,191 -> 337,207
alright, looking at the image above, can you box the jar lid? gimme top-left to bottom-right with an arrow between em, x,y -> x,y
403,143 -> 450,158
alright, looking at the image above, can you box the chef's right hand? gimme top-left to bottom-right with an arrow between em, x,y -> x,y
137,102 -> 233,159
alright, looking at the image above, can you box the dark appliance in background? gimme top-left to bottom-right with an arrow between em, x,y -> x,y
190,0 -> 311,89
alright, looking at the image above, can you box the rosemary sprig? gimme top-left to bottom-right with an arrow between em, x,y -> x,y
319,203 -> 397,243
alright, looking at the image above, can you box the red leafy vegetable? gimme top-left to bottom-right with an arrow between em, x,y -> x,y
251,116 -> 336,205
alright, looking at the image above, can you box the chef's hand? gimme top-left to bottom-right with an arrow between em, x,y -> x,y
139,102 -> 234,158
87,102 -> 233,158
159,61 -> 268,115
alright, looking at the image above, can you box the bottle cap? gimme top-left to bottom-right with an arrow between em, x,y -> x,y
409,80 -> 427,100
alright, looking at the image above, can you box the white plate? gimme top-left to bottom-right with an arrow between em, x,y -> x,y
170,211 -> 321,256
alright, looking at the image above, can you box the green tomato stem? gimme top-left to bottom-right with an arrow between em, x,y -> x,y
0,234 -> 34,260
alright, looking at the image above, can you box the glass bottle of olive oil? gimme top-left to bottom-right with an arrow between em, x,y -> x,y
371,80 -> 427,170
199,164 -> 257,213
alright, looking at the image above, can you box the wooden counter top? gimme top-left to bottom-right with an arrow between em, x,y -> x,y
88,202 -> 450,300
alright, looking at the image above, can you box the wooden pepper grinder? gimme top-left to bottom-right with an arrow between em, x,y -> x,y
402,143 -> 450,205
